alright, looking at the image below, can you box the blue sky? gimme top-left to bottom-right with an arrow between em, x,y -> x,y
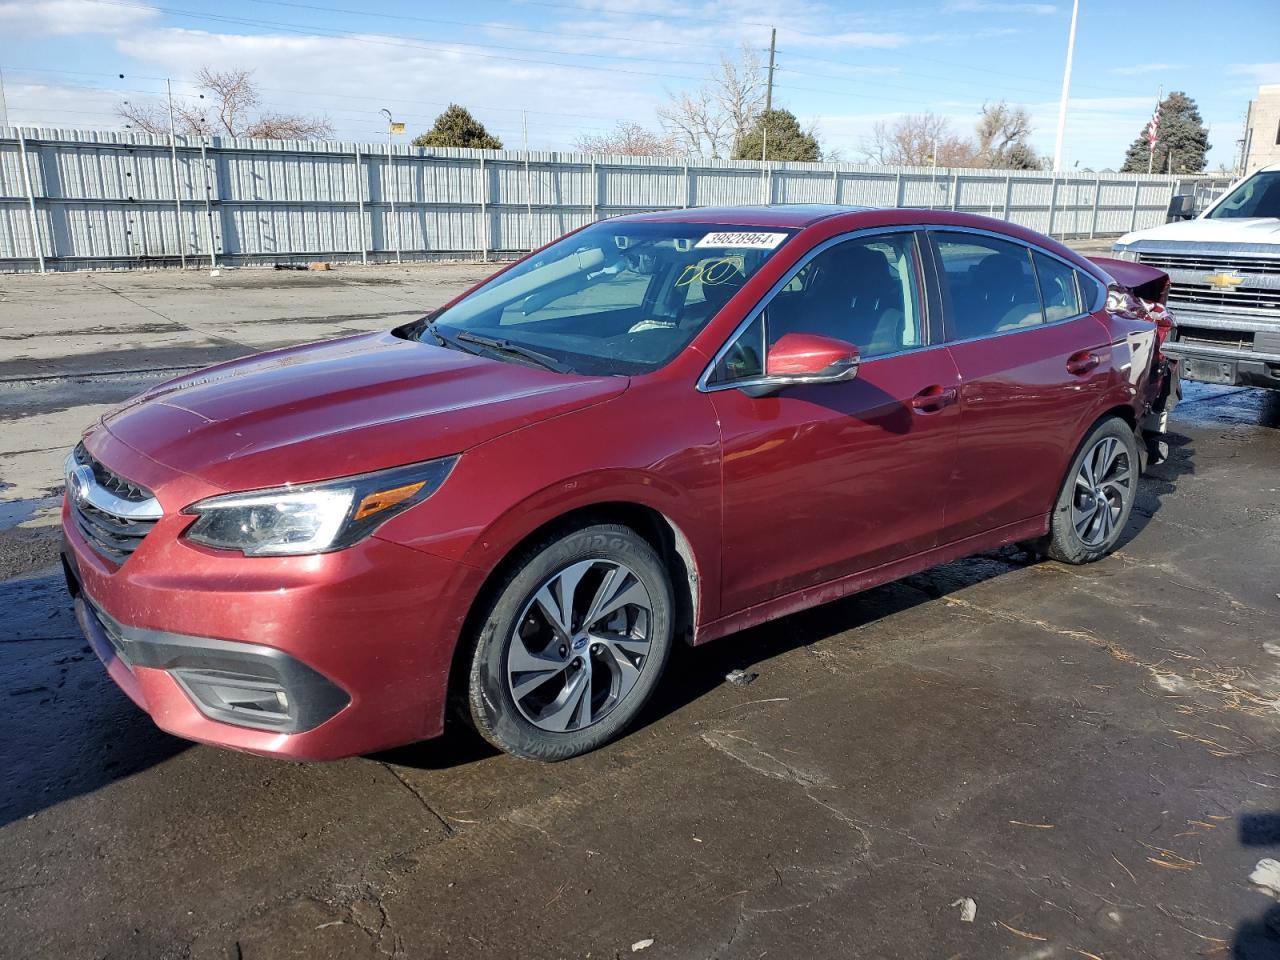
1,0 -> 1277,169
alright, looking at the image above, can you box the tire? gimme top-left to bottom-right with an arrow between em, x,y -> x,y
466,523 -> 674,761
1046,417 -> 1140,565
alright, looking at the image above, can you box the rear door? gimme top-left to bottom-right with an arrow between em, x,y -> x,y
929,230 -> 1113,543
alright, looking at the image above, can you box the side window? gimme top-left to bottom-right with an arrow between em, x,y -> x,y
767,233 -> 923,358
934,233 -> 1044,339
1033,251 -> 1082,321
1077,271 -> 1105,312
709,232 -> 925,384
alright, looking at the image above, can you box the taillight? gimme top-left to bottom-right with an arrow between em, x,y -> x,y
1147,302 -> 1175,363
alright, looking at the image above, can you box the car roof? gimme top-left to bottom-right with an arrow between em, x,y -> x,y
617,204 -> 869,228
610,205 -> 1105,281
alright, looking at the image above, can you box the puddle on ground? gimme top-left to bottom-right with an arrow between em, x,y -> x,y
0,495 -> 61,532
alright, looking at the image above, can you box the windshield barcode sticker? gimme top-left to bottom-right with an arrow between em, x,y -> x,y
695,232 -> 787,249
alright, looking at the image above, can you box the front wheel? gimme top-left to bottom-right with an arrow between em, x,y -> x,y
466,524 -> 673,761
1046,417 -> 1140,564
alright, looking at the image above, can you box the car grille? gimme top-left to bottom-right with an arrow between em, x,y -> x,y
1166,282 -> 1280,314
67,444 -> 161,565
1138,252 -> 1280,276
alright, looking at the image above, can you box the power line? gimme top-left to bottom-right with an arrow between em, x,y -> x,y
78,0 -> 715,82
4,66 -> 636,123
244,0 -> 731,51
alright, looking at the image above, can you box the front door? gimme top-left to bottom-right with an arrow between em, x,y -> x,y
708,230 -> 962,614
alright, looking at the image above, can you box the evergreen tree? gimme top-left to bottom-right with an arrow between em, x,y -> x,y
732,109 -> 822,162
413,105 -> 503,149
1121,91 -> 1209,173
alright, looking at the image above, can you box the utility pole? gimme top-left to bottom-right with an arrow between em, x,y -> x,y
1052,0 -> 1079,171
166,78 -> 186,269
0,67 -> 9,128
380,108 -> 401,264
523,111 -> 533,251
765,27 -> 776,113
1147,85 -> 1162,175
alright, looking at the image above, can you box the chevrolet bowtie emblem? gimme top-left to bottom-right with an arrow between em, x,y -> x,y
1205,272 -> 1244,289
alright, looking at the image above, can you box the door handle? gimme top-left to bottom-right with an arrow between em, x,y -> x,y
910,385 -> 958,413
1067,350 -> 1101,376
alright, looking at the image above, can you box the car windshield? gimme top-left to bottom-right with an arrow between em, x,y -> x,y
1206,171 -> 1280,220
421,221 -> 794,376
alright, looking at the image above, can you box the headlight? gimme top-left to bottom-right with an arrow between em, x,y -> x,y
183,457 -> 457,556
1111,247 -> 1138,262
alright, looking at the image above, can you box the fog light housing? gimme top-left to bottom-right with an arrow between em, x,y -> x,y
172,669 -> 295,731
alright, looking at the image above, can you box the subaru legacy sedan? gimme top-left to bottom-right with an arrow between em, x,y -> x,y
62,206 -> 1177,762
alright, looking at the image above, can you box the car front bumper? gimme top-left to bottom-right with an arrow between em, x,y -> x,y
62,497 -> 483,761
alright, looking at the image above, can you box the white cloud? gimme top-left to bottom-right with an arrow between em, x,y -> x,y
1,80 -> 127,129
0,0 -> 159,37
110,27 -> 659,147
1110,63 -> 1179,76
1229,63 -> 1280,86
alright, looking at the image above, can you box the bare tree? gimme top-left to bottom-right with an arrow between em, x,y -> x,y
575,121 -> 675,156
975,101 -> 1041,169
658,45 -> 765,158
245,112 -> 335,140
116,68 -> 332,140
861,113 -> 975,167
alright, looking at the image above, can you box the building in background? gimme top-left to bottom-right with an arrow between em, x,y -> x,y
1242,85 -> 1280,176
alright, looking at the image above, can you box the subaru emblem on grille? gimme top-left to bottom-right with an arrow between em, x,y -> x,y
68,463 -> 95,503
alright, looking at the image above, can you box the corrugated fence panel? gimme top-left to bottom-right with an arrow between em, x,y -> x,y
0,127 -> 1233,271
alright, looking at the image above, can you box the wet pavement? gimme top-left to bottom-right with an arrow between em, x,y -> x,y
1,263 -> 1278,959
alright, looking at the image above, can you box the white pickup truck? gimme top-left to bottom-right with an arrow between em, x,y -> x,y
1112,163 -> 1280,390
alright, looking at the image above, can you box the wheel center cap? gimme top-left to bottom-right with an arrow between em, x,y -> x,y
571,634 -> 589,652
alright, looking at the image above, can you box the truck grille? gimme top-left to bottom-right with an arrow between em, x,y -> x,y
1138,252 -> 1280,276
67,444 -> 162,565
1167,282 -> 1280,314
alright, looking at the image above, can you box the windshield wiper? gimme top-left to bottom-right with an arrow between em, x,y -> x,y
453,330 -> 571,374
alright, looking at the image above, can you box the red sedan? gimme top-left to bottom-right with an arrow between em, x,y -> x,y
61,206 -> 1176,761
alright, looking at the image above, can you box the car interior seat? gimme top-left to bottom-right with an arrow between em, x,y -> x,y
967,252 -> 1043,336
770,244 -> 905,354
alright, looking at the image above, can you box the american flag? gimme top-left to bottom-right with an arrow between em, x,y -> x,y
1146,102 -> 1160,148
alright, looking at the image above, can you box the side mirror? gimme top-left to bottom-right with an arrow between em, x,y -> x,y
1166,194 -> 1196,221
741,333 -> 860,398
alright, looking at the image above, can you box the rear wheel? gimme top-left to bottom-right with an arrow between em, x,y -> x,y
1046,417 -> 1139,565
466,524 -> 673,761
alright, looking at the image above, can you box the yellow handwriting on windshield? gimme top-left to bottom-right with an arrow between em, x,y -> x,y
674,256 -> 745,288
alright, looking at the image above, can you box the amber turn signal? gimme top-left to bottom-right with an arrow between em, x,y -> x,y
353,481 -> 427,521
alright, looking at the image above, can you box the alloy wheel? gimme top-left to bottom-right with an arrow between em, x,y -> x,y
506,559 -> 653,733
1070,436 -> 1132,548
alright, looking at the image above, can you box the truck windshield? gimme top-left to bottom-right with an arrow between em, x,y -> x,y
1206,171 -> 1280,220
422,222 -> 793,376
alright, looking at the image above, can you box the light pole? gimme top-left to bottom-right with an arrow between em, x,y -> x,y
1052,0 -> 1079,172
380,108 -> 402,264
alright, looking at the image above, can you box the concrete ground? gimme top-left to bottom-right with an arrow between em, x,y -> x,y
1,259 -> 1278,960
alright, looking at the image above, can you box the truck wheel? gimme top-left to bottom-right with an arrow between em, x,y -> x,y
1047,417 -> 1140,565
466,524 -> 673,761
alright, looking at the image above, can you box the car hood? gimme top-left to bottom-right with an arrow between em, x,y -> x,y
102,332 -> 628,491
1116,217 -> 1280,248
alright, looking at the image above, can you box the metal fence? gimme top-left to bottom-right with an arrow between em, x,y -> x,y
0,126 -> 1233,273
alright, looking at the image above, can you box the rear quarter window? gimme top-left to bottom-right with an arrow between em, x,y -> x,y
1033,252 -> 1082,321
